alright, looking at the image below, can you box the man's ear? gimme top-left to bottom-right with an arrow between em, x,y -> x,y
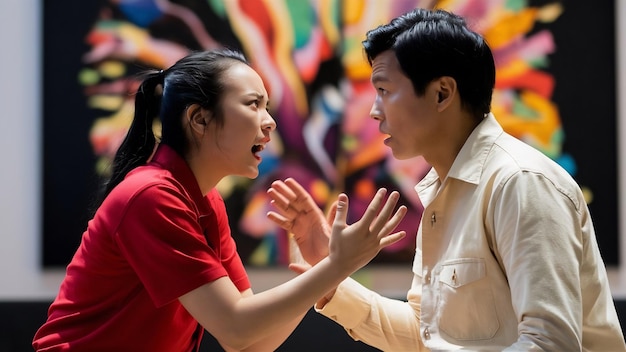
185,103 -> 209,134
435,76 -> 456,111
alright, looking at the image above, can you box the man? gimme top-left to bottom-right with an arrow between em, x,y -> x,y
267,8 -> 626,351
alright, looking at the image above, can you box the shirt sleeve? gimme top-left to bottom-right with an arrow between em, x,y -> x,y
205,189 -> 250,291
316,276 -> 426,351
114,183 -> 229,307
493,171 -> 584,351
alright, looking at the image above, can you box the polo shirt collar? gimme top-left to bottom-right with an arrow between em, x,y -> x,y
149,144 -> 211,216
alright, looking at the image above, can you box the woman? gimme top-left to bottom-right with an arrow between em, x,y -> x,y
32,49 -> 407,352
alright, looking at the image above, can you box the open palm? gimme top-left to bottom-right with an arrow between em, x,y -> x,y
267,178 -> 336,265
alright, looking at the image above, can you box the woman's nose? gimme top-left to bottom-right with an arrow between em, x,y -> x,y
263,111 -> 277,132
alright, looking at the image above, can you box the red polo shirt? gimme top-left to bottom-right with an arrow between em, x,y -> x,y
33,145 -> 250,352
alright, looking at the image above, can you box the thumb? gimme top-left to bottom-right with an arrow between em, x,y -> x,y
288,262 -> 311,275
332,193 -> 349,229
326,200 -> 338,226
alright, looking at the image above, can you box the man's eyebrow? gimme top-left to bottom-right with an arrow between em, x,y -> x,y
371,73 -> 390,84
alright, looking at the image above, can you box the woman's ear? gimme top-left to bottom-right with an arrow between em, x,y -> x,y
185,103 -> 209,135
435,76 -> 457,112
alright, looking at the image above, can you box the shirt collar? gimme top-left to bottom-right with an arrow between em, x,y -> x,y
447,113 -> 503,184
149,144 -> 211,216
415,113 -> 503,194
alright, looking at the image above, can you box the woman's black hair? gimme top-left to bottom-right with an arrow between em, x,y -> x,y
100,48 -> 248,202
362,8 -> 496,120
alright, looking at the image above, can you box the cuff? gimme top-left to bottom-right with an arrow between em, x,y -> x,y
315,277 -> 374,329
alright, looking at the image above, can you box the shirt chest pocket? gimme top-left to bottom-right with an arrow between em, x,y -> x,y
437,258 -> 500,341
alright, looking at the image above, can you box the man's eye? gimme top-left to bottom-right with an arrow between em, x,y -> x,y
378,87 -> 387,95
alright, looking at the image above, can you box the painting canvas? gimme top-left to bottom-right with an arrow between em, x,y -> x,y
42,0 -> 618,268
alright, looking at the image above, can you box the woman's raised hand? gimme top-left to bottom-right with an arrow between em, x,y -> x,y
327,188 -> 407,274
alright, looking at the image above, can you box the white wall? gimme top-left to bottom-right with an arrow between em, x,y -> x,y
0,0 -> 55,299
1,0 -> 625,300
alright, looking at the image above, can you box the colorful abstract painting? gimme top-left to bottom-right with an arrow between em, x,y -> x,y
43,0 -> 618,267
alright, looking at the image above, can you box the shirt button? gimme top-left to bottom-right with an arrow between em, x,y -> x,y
423,327 -> 431,340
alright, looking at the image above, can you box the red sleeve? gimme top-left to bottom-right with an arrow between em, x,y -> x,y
205,189 -> 250,292
114,183 -> 228,307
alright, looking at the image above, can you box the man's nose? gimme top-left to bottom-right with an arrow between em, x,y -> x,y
370,98 -> 384,121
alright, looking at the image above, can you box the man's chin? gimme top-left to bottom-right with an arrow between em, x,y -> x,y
390,150 -> 411,160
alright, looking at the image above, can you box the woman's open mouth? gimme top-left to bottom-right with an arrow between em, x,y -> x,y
252,144 -> 265,160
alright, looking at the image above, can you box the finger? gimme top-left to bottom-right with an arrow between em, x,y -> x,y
288,263 -> 311,274
269,180 -> 318,215
266,210 -> 289,223
379,230 -> 407,248
271,180 -> 298,199
331,193 -> 349,229
357,188 -> 388,226
266,211 -> 294,231
376,205 -> 408,239
267,188 -> 293,213
284,178 -> 317,212
326,200 -> 338,225
267,180 -> 286,196
369,191 -> 401,234
284,178 -> 311,199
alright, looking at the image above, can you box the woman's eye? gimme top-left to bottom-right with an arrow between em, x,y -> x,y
377,87 -> 387,95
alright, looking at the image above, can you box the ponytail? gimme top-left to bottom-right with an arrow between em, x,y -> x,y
102,70 -> 165,199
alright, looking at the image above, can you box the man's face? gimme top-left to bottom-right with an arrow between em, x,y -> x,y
369,50 -> 442,160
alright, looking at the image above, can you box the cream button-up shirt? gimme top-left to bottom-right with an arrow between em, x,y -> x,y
317,114 -> 625,351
